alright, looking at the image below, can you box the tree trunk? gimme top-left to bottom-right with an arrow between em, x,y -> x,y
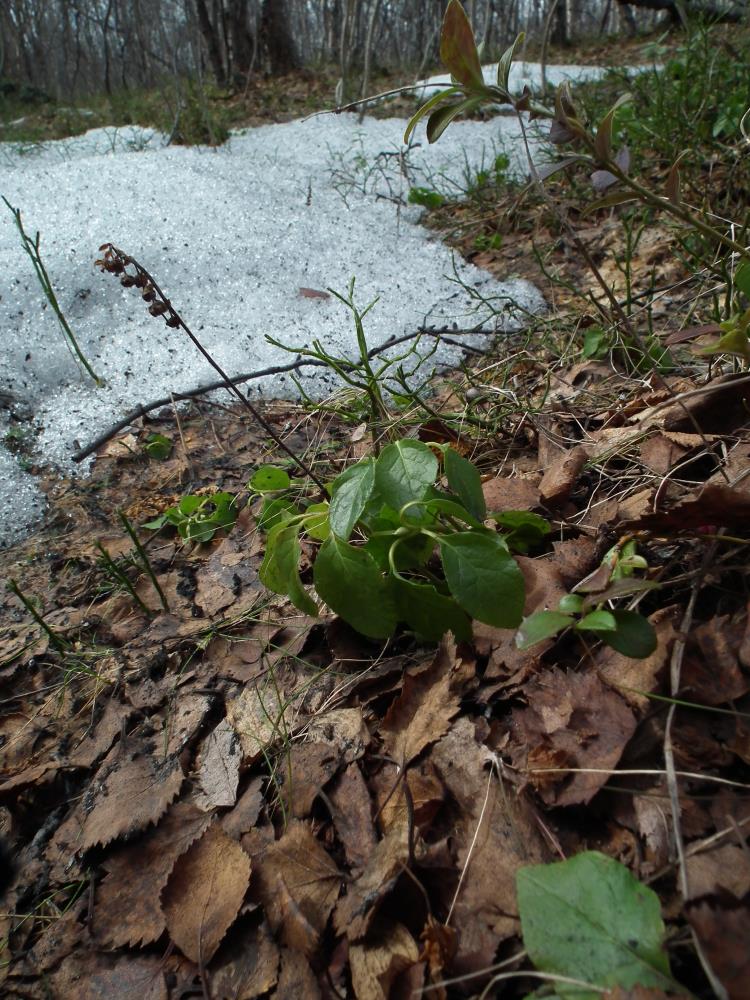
260,0 -> 299,74
194,0 -> 227,85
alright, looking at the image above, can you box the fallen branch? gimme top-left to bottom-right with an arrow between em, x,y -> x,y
72,323 -> 501,463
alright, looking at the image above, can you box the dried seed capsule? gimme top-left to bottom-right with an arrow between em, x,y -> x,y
120,274 -> 137,287
165,314 -> 181,328
149,300 -> 168,316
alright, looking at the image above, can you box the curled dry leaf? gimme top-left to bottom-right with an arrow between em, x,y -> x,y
539,444 -> 589,504
687,897 -> 750,1000
349,923 -> 420,1000
328,763 -> 377,874
596,608 -> 677,712
209,916 -> 280,1000
94,800 -> 212,949
251,820 -> 342,957
227,682 -> 294,766
80,741 -> 183,850
161,823 -> 251,964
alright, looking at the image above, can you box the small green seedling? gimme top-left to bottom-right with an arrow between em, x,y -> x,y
408,186 -> 446,209
516,538 -> 657,658
145,491 -> 236,543
143,432 -> 173,460
254,439 -> 550,641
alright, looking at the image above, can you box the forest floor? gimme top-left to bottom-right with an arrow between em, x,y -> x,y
1,26 -> 749,1000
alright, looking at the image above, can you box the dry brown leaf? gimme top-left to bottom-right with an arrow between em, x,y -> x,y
194,535 -> 258,618
431,718 -> 549,975
162,823 -> 251,964
379,636 -> 462,766
687,897 -> 750,1000
539,445 -> 588,504
251,820 -> 341,957
305,707 -> 370,763
164,693 -> 212,756
686,843 -> 750,900
516,555 -> 568,616
80,741 -> 184,850
50,952 -> 167,1000
210,917 -> 280,1000
328,763 -> 377,874
622,483 -> 750,532
94,799 -> 212,948
349,923 -> 420,1000
681,614 -> 750,706
194,719 -> 241,811
596,608 -> 677,711
551,536 -> 598,586
638,433 -> 690,475
227,682 -> 294,765
280,740 -> 340,818
481,476 -> 541,513
276,947 -> 321,999
222,776 -> 265,839
373,760 -> 444,835
511,667 -> 636,806
334,814 -> 410,941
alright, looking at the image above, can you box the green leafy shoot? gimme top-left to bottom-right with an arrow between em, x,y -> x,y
516,539 -> 657,658
253,438 -> 546,640
143,432 -> 173,460
145,491 -> 237,543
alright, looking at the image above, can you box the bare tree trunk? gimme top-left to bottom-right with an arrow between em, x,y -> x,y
359,0 -> 381,99
260,0 -> 299,74
194,0 -> 226,85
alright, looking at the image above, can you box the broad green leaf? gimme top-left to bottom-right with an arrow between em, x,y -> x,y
329,459 -> 375,540
375,440 -> 438,513
493,510 -> 550,553
440,0 -> 484,90
602,611 -> 657,659
736,260 -> 750,298
517,852 -> 673,996
438,532 -> 524,628
516,610 -> 573,649
426,95 -> 483,143
423,497 -> 484,530
249,465 -> 291,493
365,528 -> 434,573
404,85 -> 461,144
178,495 -> 204,515
576,609 -> 617,633
313,535 -> 397,639
496,32 -> 524,94
444,447 -> 486,520
144,432 -> 172,460
558,593 -> 584,614
303,501 -> 330,542
259,522 -> 317,616
143,514 -> 168,530
393,577 -> 472,642
257,496 -> 297,533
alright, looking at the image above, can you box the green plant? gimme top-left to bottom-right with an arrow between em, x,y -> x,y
408,186 -> 446,209
146,492 -> 236,544
3,198 -> 102,385
517,538 -> 657,659
517,851 -> 680,997
255,439 -> 551,641
143,432 -> 173,460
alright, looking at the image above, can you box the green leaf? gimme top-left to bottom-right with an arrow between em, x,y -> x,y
393,577 -> 472,642
178,495 -> 204,516
423,497 -> 484,530
404,85 -> 461,144
426,95 -> 483,143
558,593 -> 584,614
329,459 -> 375,540
493,510 -> 551,553
408,187 -> 446,209
144,432 -> 172,460
516,610 -> 573,649
250,465 -> 291,493
576,609 -> 617,633
496,32 -> 524,95
365,529 -> 434,573
259,522 -> 317,616
440,0 -> 484,90
438,532 -> 524,628
257,496 -> 297,533
735,260 -> 750,299
593,93 -> 632,163
313,535 -> 397,639
602,611 -> 657,659
517,852 -> 673,996
303,501 -> 330,542
444,447 -> 486,520
375,440 -> 438,513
